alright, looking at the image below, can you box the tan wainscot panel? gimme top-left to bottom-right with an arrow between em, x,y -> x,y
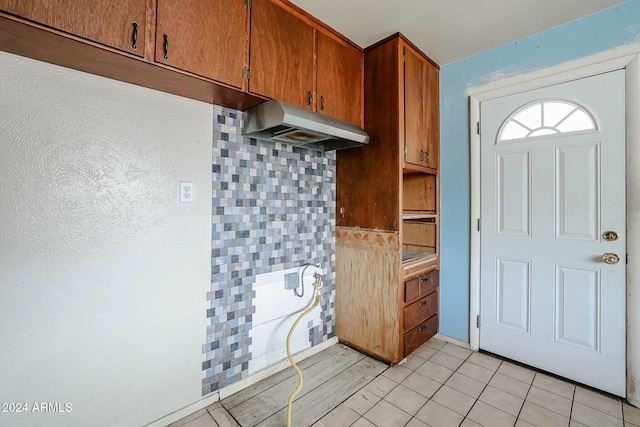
335,227 -> 402,362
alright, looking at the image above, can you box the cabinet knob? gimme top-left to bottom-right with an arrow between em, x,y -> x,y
163,34 -> 169,60
131,22 -> 138,50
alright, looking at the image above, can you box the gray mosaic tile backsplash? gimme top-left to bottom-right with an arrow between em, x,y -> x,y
203,105 -> 337,395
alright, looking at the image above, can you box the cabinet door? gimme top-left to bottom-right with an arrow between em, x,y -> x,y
156,0 -> 246,88
404,45 -> 439,170
425,62 -> 439,169
317,32 -> 363,127
404,46 -> 428,167
0,0 -> 146,57
249,0 -> 314,108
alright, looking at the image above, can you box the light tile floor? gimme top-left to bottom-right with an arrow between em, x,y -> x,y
170,337 -> 640,427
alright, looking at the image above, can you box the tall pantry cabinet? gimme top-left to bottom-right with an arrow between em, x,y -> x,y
336,33 -> 440,364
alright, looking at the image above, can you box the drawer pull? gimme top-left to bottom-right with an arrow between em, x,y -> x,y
131,22 -> 138,50
419,324 -> 427,331
420,277 -> 429,284
163,34 -> 169,59
420,301 -> 427,307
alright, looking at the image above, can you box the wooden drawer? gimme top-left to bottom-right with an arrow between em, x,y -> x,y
404,314 -> 438,356
404,291 -> 438,331
405,269 -> 439,303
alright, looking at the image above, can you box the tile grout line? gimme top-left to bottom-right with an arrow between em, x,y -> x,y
457,358 -> 505,426
359,358 -> 431,427
568,382 -> 576,424
337,361 -> 395,427
513,371 -> 537,425
411,345 -> 520,427
353,344 -> 453,427
408,345 -> 478,427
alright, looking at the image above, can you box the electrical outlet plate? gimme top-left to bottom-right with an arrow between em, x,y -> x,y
284,273 -> 299,290
181,181 -> 193,203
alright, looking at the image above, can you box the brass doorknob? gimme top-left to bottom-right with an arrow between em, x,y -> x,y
602,253 -> 620,264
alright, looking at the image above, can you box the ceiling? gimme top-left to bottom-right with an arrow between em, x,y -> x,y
289,0 -> 628,65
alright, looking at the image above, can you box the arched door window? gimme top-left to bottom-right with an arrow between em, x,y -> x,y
498,100 -> 597,142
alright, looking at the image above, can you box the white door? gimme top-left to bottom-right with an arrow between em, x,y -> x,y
480,70 -> 626,396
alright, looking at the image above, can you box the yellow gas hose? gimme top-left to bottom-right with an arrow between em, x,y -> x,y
286,280 -> 322,427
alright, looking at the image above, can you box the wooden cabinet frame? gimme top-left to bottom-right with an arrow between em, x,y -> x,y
336,33 -> 440,364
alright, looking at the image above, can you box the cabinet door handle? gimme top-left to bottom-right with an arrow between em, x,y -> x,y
419,324 -> 427,331
419,277 -> 429,284
420,301 -> 427,307
163,34 -> 169,60
131,22 -> 138,50
320,95 -> 325,112
307,91 -> 313,109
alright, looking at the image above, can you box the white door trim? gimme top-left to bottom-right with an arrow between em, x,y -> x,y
468,48 -> 640,405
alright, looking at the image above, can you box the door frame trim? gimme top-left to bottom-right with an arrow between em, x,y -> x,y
468,47 -> 640,403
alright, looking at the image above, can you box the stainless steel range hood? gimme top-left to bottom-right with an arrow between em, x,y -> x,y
243,99 -> 369,152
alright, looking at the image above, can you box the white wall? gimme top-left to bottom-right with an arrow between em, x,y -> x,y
250,266 -> 324,374
0,52 -> 212,427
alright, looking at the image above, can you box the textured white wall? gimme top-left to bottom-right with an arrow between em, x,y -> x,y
0,52 -> 212,427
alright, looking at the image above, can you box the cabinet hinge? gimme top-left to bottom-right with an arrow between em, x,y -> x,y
402,54 -> 406,64
477,218 -> 481,231
242,67 -> 250,81
477,121 -> 481,135
627,254 -> 629,264
245,0 -> 252,9
477,315 -> 481,328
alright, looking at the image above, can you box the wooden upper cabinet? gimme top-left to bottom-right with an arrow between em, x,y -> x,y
404,46 -> 427,167
403,43 -> 439,171
0,0 -> 363,112
249,0 -> 315,108
0,0 -> 146,57
156,0 -> 247,88
317,32 -> 363,127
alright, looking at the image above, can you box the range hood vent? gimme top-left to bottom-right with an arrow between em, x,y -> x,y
243,99 -> 369,152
